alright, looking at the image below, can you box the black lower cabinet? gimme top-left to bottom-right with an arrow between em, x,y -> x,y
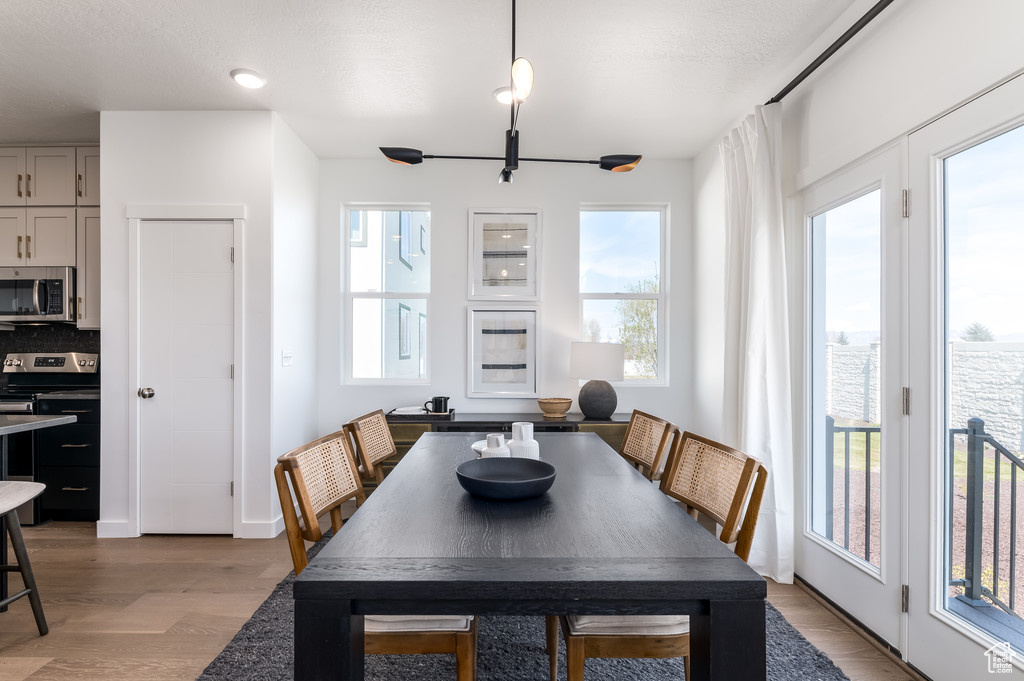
36,397 -> 100,522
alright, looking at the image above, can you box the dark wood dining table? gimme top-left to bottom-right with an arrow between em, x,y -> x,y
293,431 -> 766,680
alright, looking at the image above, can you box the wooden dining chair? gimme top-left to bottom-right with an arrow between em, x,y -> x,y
546,431 -> 768,681
617,409 -> 682,481
275,430 -> 477,681
343,409 -> 398,484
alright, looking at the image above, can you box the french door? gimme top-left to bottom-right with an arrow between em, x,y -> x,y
906,73 -> 1024,678
799,144 -> 906,649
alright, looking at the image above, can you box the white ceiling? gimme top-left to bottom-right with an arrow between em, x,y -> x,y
0,0 -> 859,160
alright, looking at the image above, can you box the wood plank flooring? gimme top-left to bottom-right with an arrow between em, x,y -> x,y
0,522 -> 915,680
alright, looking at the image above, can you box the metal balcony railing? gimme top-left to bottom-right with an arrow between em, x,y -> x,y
949,417 -> 1024,618
825,415 -> 881,564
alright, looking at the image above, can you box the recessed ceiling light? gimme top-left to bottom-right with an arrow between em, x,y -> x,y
230,68 -> 266,89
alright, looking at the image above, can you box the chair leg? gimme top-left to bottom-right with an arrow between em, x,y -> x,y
5,511 -> 47,636
683,654 -> 690,681
566,632 -> 585,681
545,615 -> 559,680
455,623 -> 477,681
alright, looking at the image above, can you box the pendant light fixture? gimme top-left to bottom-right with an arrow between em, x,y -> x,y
380,0 -> 641,182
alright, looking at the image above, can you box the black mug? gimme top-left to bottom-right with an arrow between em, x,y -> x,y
424,396 -> 450,413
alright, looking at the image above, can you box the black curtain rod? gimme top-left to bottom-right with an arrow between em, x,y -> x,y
765,0 -> 894,105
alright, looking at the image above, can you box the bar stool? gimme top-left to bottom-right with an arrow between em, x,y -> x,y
0,481 -> 48,635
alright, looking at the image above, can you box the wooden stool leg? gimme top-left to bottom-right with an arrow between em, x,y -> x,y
5,511 -> 47,635
566,633 -> 585,681
545,615 -> 559,680
455,625 -> 477,681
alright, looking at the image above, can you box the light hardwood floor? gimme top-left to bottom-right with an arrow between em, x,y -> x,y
0,522 -> 916,680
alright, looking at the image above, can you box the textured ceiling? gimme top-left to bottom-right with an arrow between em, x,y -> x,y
0,0 -> 858,159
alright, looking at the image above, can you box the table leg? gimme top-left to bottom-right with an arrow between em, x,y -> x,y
295,598 -> 364,680
688,598 -> 766,681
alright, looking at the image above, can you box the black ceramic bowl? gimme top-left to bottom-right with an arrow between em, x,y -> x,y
456,457 -> 556,501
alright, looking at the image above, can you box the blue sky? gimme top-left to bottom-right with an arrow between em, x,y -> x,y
820,123 -> 1024,343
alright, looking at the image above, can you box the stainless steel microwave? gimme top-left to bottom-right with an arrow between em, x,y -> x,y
0,267 -> 76,323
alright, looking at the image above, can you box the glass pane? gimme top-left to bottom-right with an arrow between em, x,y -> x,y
349,210 -> 430,293
580,211 -> 660,293
352,298 -> 427,380
944,124 -> 1024,624
582,298 -> 657,380
810,190 -> 882,568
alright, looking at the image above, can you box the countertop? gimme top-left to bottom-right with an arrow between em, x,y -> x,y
0,414 -> 77,436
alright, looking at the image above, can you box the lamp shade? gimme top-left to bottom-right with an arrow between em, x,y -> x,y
598,155 -> 642,172
380,147 -> 424,165
569,342 -> 625,381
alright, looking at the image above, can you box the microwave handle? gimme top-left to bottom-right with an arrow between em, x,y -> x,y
33,279 -> 46,315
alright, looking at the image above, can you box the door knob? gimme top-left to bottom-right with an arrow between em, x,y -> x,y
138,387 -> 155,399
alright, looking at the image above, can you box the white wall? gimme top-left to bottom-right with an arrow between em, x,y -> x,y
99,111 -> 280,537
270,113 -> 321,492
317,159 -> 693,434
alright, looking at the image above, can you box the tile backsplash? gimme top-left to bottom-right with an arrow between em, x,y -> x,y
0,325 -> 100,359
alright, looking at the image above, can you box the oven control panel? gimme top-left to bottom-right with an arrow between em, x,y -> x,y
2,352 -> 99,373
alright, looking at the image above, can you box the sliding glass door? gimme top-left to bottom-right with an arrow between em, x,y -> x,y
907,73 -> 1024,678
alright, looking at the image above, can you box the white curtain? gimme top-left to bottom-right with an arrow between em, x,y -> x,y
719,103 -> 795,583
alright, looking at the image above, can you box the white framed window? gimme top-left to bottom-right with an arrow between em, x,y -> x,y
579,206 -> 667,384
345,205 -> 430,383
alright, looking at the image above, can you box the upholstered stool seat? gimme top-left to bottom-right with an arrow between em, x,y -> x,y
0,480 -> 48,636
566,614 -> 690,637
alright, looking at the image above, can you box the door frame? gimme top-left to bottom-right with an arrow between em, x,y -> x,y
125,204 -> 245,537
793,142 -> 907,651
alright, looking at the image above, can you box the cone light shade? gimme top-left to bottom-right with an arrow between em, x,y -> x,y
599,154 -> 643,172
380,147 -> 424,165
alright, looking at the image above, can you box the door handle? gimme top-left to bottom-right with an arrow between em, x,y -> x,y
61,487 -> 89,492
138,387 -> 156,399
17,235 -> 23,259
61,444 -> 90,448
77,173 -> 83,197
17,173 -> 22,198
26,173 -> 31,197
26,234 -> 31,258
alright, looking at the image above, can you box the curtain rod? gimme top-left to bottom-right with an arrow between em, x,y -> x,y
765,0 -> 895,105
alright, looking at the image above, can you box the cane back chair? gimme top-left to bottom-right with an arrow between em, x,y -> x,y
343,409 -> 398,485
546,431 -> 768,681
617,409 -> 682,481
274,429 -> 477,680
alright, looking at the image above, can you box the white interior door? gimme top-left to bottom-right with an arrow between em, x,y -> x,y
907,73 -> 1024,678
797,144 -> 905,650
139,220 -> 234,534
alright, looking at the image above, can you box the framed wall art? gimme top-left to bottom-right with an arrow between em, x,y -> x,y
469,209 -> 541,300
467,307 -> 539,398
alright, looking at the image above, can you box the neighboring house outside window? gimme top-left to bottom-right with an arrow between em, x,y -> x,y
346,207 -> 430,382
579,207 -> 666,383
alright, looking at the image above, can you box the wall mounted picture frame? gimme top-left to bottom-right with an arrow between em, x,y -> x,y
398,303 -> 411,359
467,307 -> 539,398
399,212 -> 413,270
469,209 -> 541,300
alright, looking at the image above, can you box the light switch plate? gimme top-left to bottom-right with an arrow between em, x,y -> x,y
282,350 -> 294,367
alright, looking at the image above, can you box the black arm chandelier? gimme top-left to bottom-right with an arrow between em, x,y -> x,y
380,0 -> 642,183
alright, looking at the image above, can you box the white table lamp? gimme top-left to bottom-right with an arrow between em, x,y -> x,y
569,342 -> 625,420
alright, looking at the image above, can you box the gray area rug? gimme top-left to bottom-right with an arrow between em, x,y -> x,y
199,535 -> 850,680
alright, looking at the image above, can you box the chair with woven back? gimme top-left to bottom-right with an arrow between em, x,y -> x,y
343,409 -> 398,485
545,430 -> 768,681
617,409 -> 682,481
274,429 -> 478,680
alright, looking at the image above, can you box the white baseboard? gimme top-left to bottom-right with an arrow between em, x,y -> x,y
234,516 -> 285,539
96,519 -> 140,538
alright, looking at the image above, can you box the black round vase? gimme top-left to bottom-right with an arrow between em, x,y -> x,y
578,379 -> 617,420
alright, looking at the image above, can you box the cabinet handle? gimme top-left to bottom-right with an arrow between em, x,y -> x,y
61,487 -> 89,492
61,409 -> 93,414
61,443 -> 90,448
78,295 -> 84,320
25,234 -> 31,258
77,173 -> 83,197
26,173 -> 31,197
17,235 -> 22,259
17,173 -> 22,198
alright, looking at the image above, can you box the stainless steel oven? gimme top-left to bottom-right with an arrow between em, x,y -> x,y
0,266 -> 75,323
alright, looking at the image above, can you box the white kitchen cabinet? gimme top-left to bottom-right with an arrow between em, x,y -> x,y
0,149 -> 26,205
76,147 -> 100,206
0,207 -> 76,266
76,207 -> 100,328
0,147 -> 76,206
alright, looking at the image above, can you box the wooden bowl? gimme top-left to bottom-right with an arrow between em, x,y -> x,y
537,397 -> 572,419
